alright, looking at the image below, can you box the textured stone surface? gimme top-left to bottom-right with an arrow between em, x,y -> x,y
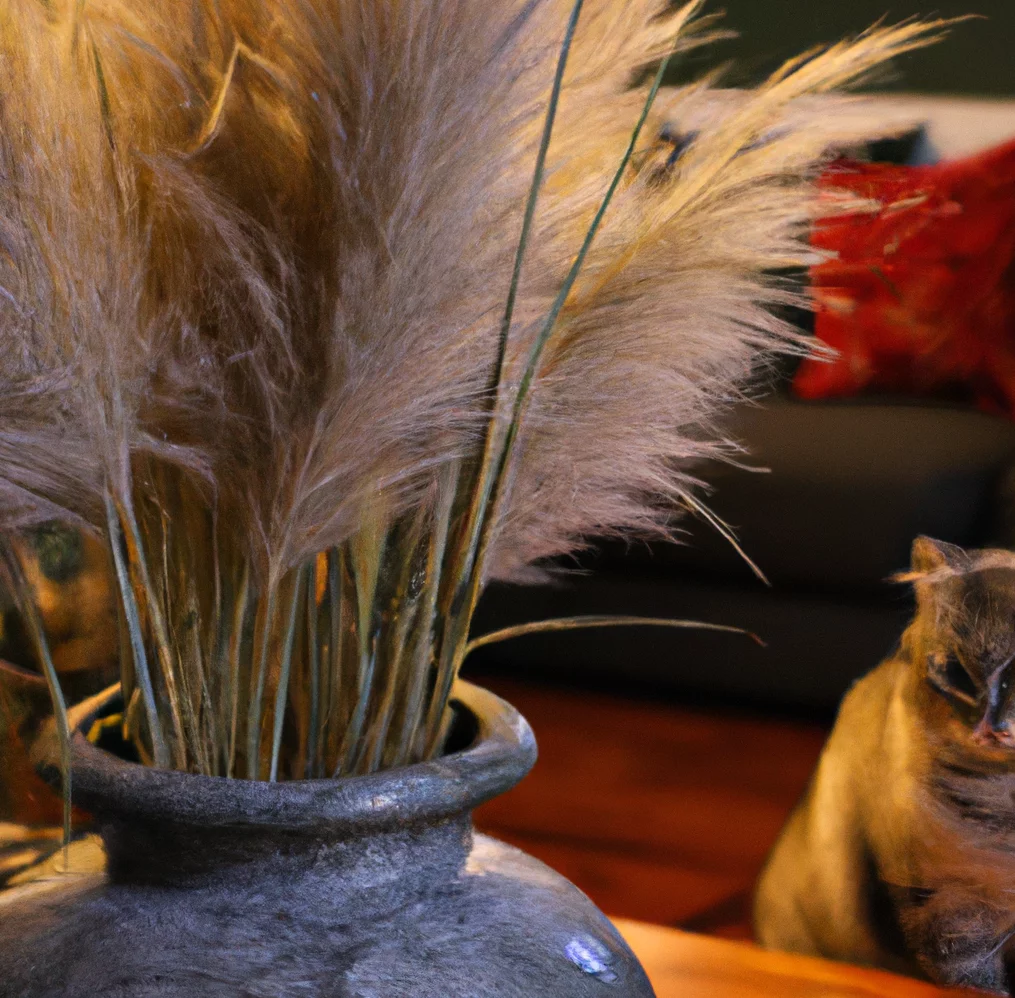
0,683 -> 655,997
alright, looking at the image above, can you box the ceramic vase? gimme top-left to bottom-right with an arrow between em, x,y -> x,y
0,682 -> 655,998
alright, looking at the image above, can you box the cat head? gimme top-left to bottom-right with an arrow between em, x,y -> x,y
901,537 -> 1015,748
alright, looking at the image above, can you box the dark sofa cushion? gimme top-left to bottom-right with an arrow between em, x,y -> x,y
607,396 -> 1015,594
471,397 -> 1015,711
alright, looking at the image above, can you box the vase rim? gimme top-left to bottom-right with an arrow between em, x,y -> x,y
46,681 -> 536,834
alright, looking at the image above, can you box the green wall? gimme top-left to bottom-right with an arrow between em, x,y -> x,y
674,1 -> 1013,96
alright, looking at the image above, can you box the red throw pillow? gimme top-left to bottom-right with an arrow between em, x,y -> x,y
792,137 -> 1015,417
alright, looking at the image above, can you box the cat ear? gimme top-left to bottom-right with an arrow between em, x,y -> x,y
910,536 -> 966,575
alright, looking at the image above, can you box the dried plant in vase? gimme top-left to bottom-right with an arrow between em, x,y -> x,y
0,0 -> 946,994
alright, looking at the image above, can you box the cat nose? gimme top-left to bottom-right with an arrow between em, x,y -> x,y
972,717 -> 1014,747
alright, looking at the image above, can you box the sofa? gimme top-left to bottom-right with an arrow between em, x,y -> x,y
468,97 -> 1015,712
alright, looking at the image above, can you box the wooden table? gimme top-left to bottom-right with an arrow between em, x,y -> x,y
615,919 -> 977,998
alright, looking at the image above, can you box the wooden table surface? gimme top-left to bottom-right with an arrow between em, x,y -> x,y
473,674 -> 830,937
615,919 -> 976,998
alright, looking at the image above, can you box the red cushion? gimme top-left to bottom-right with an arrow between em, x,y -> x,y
792,137 -> 1015,417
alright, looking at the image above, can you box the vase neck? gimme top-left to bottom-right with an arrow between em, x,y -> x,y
100,813 -> 474,894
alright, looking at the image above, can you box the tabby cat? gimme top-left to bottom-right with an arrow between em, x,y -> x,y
755,537 -> 1015,994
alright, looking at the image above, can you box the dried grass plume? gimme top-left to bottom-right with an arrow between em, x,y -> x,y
0,0 -> 950,780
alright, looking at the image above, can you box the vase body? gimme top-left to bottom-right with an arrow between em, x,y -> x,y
0,683 -> 655,998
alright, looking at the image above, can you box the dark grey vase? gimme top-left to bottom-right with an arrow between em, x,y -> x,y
0,682 -> 655,998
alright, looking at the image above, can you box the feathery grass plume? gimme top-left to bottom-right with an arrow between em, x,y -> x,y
0,0 -> 948,782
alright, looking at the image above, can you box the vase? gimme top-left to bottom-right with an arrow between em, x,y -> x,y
0,681 -> 655,998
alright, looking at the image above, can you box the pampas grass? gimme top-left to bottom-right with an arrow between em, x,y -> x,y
0,0 -> 948,789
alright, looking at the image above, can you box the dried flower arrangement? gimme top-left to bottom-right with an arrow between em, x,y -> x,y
0,0 -> 944,824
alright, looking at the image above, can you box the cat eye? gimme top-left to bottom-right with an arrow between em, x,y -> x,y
1000,672 -> 1012,700
928,652 -> 978,706
945,656 -> 978,701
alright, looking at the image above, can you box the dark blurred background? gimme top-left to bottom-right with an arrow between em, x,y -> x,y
674,1 -> 1012,96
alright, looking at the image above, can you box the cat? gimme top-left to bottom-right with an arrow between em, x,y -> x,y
754,537 -> 1015,995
